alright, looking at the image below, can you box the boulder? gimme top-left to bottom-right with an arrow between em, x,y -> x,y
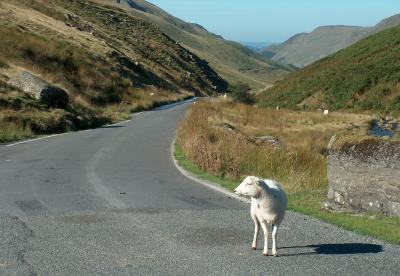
254,136 -> 282,147
7,71 -> 69,108
214,122 -> 239,134
7,71 -> 47,99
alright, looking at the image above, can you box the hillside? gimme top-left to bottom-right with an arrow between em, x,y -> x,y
0,0 -> 227,141
259,26 -> 400,113
107,0 -> 293,89
263,14 -> 400,68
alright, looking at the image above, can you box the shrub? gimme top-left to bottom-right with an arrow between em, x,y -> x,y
0,58 -> 8,68
229,82 -> 254,104
390,96 -> 400,112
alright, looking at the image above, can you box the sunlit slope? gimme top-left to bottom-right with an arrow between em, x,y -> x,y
259,27 -> 400,113
109,0 -> 293,89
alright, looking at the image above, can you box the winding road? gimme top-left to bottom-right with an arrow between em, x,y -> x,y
0,100 -> 399,275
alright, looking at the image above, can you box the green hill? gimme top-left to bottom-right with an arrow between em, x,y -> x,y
259,26 -> 400,113
109,0 -> 293,89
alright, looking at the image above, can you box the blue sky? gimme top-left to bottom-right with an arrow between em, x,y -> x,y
147,0 -> 400,42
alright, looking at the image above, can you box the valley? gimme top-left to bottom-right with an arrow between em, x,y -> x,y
1,1 -> 400,274
110,0 -> 293,89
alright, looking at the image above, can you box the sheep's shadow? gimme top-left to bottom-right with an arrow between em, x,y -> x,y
278,243 -> 383,256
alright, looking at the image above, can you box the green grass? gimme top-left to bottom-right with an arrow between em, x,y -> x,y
174,143 -> 400,245
260,26 -> 400,113
0,121 -> 34,143
174,144 -> 238,191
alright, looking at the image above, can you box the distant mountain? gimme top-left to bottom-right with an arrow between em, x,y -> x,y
259,26 -> 400,113
240,42 -> 276,53
110,0 -> 293,89
263,13 -> 400,68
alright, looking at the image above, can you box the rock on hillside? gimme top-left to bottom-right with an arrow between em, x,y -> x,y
6,71 -> 69,109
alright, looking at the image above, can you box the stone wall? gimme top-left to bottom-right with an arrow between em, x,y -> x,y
327,136 -> 400,216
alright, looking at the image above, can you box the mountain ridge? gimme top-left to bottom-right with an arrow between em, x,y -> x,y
264,13 -> 400,68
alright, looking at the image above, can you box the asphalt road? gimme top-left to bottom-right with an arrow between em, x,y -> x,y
0,100 -> 399,275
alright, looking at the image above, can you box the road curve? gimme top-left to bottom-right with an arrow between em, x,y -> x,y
0,100 -> 399,275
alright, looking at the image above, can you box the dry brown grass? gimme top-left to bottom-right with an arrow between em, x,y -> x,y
176,100 -> 373,193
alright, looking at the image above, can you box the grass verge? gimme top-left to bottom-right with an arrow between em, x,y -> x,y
174,144 -> 400,245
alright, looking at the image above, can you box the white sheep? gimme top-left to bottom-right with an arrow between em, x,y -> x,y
324,110 -> 329,116
235,176 -> 287,257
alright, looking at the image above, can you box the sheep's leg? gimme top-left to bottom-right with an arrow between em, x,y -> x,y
251,215 -> 260,250
260,222 -> 269,256
272,224 -> 279,257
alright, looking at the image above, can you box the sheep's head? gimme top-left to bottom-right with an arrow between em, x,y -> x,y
234,176 -> 262,198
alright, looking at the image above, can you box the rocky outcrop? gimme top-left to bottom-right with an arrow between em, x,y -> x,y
326,137 -> 400,216
7,71 -> 69,108
214,122 -> 240,134
254,136 -> 282,148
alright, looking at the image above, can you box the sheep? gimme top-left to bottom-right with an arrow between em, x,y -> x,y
235,176 -> 287,257
324,110 -> 329,116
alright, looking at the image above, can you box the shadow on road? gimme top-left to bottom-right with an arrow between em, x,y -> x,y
279,243 -> 383,256
100,125 -> 126,129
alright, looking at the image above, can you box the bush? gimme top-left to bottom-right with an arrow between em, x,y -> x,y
390,96 -> 400,112
0,58 -> 8,68
229,82 -> 254,104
